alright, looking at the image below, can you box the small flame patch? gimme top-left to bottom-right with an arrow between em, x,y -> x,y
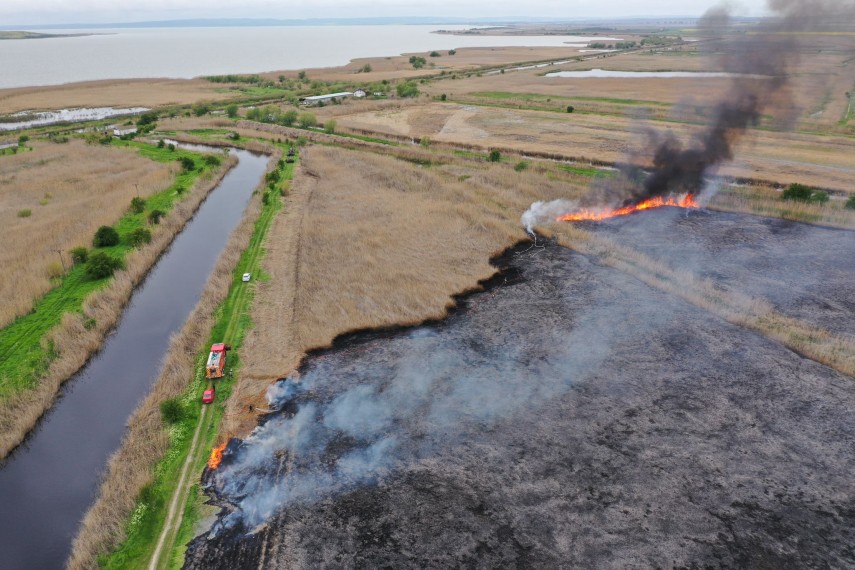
208,443 -> 227,470
558,194 -> 698,222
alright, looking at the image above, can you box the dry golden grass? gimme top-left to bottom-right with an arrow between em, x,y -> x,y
223,144 -> 581,437
264,46 -> 584,83
0,140 -> 175,328
328,102 -> 855,191
0,157 -> 236,459
710,184 -> 855,229
67,147 -> 277,570
544,223 -> 855,378
0,78 -> 231,115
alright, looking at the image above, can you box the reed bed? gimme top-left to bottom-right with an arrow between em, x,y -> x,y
0,157 -> 236,459
67,149 -> 278,570
709,184 -> 855,229
0,140 -> 175,328
224,144 -> 579,437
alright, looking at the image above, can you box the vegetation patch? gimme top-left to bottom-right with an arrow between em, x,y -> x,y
0,142 -> 217,400
89,147 -> 294,570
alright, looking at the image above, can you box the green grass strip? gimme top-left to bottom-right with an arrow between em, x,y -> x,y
0,141 -> 217,399
98,146 -> 295,570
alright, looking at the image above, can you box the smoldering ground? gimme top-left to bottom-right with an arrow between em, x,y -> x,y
188,231 -> 855,569
523,0 -> 855,228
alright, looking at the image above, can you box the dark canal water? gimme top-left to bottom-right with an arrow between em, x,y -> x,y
0,147 -> 268,570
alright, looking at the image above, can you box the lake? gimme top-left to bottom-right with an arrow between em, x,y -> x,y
0,26 -> 612,89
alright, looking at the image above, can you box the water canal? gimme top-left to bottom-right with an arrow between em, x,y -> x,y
0,146 -> 269,569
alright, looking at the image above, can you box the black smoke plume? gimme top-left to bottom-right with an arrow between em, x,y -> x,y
589,0 -> 854,207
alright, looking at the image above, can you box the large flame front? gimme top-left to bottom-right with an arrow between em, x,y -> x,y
558,194 -> 698,222
208,442 -> 226,470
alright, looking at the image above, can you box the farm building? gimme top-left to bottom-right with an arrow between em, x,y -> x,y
299,92 -> 353,106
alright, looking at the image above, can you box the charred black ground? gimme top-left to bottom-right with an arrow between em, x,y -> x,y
186,210 -> 855,569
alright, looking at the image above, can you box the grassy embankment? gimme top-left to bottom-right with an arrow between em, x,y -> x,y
68,145 -> 294,570
0,140 -> 233,458
0,142 -> 215,399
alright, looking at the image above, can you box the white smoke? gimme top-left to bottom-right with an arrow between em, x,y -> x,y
521,199 -> 579,233
211,268 -> 633,530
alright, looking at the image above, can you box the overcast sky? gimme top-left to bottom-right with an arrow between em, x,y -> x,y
1,0 -> 769,26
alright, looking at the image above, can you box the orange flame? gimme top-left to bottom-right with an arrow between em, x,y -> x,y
208,442 -> 227,470
558,194 -> 699,222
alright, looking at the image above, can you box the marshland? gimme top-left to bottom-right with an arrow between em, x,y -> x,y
1,3 -> 854,569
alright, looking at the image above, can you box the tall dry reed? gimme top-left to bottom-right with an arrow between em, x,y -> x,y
67,148 -> 279,570
0,139 -> 175,327
0,157 -> 237,460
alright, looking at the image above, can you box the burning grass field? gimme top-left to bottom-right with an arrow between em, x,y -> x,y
187,237 -> 855,569
14,5 -> 855,568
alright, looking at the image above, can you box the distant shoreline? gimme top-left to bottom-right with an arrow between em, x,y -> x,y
0,31 -> 96,40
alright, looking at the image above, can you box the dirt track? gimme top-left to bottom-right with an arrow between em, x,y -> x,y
185,214 -> 855,569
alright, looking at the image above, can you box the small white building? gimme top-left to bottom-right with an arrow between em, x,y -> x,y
353,89 -> 367,98
299,92 -> 353,106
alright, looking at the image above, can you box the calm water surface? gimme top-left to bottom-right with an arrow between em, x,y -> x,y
0,26 -> 614,89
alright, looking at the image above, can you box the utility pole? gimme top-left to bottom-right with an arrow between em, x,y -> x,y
55,249 -> 66,273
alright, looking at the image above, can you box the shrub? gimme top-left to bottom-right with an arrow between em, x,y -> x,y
266,170 -> 281,184
137,112 -> 158,126
430,51 -> 441,57
448,49 -> 456,55
127,227 -> 152,247
70,246 -> 88,265
17,209 -> 31,218
324,120 -> 337,134
226,104 -> 239,118
488,149 -> 502,162
396,81 -> 420,98
85,252 -> 122,279
846,195 -> 855,210
280,110 -> 298,126
567,105 -> 575,113
420,136 -> 431,148
514,161 -> 529,172
147,208 -> 165,225
93,225 -> 120,247
159,398 -> 186,425
193,103 -> 210,117
781,183 -> 813,202
409,56 -> 426,69
298,112 -> 317,129
204,154 -> 221,167
175,185 -> 186,195
229,132 -> 241,141
157,139 -> 165,148
167,143 -> 176,151
810,190 -> 829,204
360,64 -> 372,73
179,156 -> 196,171
18,134 -> 29,146
440,93 -> 447,101
129,196 -> 146,214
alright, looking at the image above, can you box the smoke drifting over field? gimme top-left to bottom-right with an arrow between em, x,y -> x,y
207,249 -> 622,530
522,0 -> 855,229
